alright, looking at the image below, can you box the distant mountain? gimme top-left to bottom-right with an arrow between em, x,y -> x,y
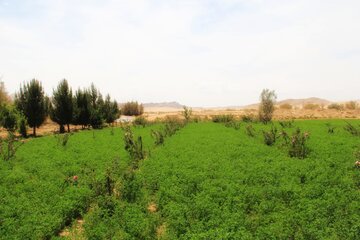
140,98 -> 357,112
241,97 -> 333,109
143,102 -> 184,111
277,97 -> 332,107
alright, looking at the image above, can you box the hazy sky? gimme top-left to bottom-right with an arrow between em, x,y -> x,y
0,0 -> 359,107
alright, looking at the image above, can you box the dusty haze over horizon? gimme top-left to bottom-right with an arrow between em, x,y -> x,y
1,0 -> 359,107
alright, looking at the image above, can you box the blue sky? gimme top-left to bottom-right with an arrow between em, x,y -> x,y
0,0 -> 359,107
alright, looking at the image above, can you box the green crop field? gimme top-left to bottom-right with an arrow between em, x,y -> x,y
1,120 -> 360,239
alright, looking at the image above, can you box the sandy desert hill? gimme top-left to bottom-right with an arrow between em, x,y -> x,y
143,97 -> 345,112
142,98 -> 360,121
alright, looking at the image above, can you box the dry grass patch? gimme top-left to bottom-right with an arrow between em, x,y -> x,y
147,202 -> 157,213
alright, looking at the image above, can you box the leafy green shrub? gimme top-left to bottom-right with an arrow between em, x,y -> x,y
192,116 -> 201,123
0,105 -> 18,132
124,127 -> 146,168
133,116 -> 147,127
61,134 -> 70,146
344,122 -> 360,136
262,125 -> 278,146
326,123 -> 336,134
279,129 -> 290,145
150,117 -> 185,146
121,169 -> 140,203
55,133 -> 71,147
288,128 -> 310,159
151,130 -> 165,145
241,114 -> 255,123
163,116 -> 185,137
90,106 -> 104,129
279,120 -> 294,128
225,121 -> 241,130
18,114 -> 28,138
0,132 -> 24,161
245,124 -> 256,137
212,114 -> 234,123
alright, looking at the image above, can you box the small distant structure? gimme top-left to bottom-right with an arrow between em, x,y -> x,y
115,115 -> 135,123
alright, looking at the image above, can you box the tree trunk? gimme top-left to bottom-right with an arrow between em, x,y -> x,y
67,124 -> 70,133
33,126 -> 36,137
60,125 -> 65,133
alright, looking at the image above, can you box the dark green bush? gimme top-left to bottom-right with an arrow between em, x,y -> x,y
134,116 -> 147,127
279,129 -> 290,145
241,114 -> 255,123
121,170 -> 140,203
0,104 -> 19,132
245,124 -> 256,137
163,116 -> 185,137
18,114 -> 27,138
224,121 -> 241,130
288,128 -> 310,159
90,109 -> 104,129
0,132 -> 24,161
326,123 -> 336,134
212,114 -> 234,123
344,122 -> 360,136
124,127 -> 146,168
151,130 -> 165,145
263,125 -> 278,146
279,120 -> 294,128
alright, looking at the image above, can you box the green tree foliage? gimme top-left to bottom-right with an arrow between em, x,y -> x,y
124,126 -> 146,168
102,95 -> 120,125
89,84 -> 104,129
50,79 -> 73,133
17,114 -> 27,138
259,89 -> 277,124
121,101 -> 144,116
15,79 -> 47,136
0,104 -> 18,132
73,88 -> 91,128
73,84 -> 119,129
288,128 -> 310,158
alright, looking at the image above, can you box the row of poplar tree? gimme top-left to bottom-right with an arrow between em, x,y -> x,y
0,79 -> 119,137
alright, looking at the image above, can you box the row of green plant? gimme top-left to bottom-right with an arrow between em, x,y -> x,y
100,120 -> 360,239
151,117 -> 187,146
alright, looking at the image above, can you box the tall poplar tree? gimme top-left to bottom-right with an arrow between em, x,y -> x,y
15,79 -> 47,136
50,79 -> 73,133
